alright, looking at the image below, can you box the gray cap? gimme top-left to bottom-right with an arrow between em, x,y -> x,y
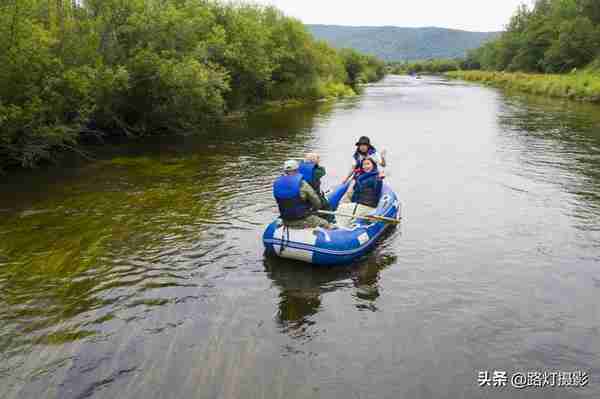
283,160 -> 299,172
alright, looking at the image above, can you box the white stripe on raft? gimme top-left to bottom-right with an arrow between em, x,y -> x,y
272,228 -> 317,262
265,223 -> 389,256
266,206 -> 397,257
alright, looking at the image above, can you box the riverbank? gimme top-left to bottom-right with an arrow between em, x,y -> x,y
0,0 -> 384,173
446,71 -> 600,103
0,90 -> 359,176
224,88 -> 357,120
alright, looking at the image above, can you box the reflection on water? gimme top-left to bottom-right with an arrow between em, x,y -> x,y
1,76 -> 600,398
266,233 -> 398,339
497,94 -> 600,234
0,101 -> 343,399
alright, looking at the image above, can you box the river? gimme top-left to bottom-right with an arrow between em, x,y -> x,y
1,75 -> 599,398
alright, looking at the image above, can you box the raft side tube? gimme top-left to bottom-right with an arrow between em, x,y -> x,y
263,184 -> 400,265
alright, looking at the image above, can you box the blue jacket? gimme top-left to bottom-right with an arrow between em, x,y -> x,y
273,174 -> 312,221
351,171 -> 382,208
299,161 -> 321,193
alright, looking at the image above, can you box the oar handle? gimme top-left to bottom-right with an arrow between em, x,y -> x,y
317,210 -> 401,225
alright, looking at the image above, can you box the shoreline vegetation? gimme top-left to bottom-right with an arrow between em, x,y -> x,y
388,59 -> 463,75
0,0 -> 385,172
446,70 -> 600,103
443,0 -> 600,104
390,0 -> 600,104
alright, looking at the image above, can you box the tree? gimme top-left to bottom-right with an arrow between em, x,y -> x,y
0,0 -> 386,170
542,17 -> 600,72
577,0 -> 600,25
467,0 -> 600,73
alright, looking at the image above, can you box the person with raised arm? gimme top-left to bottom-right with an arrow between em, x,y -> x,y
343,136 -> 386,183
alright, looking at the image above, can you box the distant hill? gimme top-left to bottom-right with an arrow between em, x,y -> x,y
307,25 -> 500,62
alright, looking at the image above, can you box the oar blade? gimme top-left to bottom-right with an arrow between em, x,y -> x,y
326,181 -> 352,211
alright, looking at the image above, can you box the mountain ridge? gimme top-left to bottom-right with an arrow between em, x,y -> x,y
307,24 -> 500,62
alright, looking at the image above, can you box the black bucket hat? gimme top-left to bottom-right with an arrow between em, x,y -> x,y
355,136 -> 371,146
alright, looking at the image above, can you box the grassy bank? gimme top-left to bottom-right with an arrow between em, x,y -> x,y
447,71 -> 600,103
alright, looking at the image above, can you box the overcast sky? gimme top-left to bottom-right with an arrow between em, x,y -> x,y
248,0 -> 534,32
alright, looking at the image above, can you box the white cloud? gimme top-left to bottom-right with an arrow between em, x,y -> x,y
247,0 -> 534,32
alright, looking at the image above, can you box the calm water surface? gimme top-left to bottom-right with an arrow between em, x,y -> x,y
1,76 -> 600,398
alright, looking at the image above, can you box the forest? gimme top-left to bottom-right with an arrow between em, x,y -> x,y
391,1 -> 600,75
464,0 -> 600,73
388,59 -> 463,74
442,0 -> 600,102
387,1 -> 600,102
0,0 -> 386,171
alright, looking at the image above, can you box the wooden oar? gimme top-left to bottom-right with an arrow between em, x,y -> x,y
317,210 -> 401,225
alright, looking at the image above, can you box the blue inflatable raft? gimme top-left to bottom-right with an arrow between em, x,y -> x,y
263,181 -> 401,265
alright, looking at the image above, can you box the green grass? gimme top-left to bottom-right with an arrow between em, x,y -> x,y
446,70 -> 600,103
319,81 -> 357,99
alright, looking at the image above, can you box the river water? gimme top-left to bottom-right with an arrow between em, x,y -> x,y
1,75 -> 599,398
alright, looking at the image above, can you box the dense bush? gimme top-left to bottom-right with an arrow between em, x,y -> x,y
465,0 -> 600,74
0,0 -> 385,171
339,49 -> 386,86
389,59 -> 462,74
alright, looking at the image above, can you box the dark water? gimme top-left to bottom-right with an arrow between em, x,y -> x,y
1,75 -> 600,398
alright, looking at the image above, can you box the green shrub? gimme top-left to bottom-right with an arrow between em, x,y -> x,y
0,0 -> 385,170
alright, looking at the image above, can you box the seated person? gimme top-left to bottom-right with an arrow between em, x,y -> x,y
273,160 -> 332,229
337,158 -> 383,228
299,153 -> 326,196
299,153 -> 335,223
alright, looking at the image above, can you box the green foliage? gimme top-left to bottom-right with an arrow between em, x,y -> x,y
448,0 -> 600,102
122,50 -> 229,133
467,0 -> 600,74
339,49 -> 386,86
543,17 -> 600,72
447,70 -> 600,102
390,59 -> 462,74
579,0 -> 600,25
0,0 -> 385,171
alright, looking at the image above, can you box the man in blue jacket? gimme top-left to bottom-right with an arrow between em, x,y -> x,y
273,160 -> 331,229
